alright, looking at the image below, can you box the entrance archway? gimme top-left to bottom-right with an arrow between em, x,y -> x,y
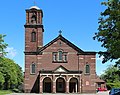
69,77 -> 78,93
43,77 -> 52,93
56,77 -> 66,93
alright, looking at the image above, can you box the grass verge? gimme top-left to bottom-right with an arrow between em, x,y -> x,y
0,90 -> 12,95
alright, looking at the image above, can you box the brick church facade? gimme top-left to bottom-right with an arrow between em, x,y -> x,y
24,6 -> 106,93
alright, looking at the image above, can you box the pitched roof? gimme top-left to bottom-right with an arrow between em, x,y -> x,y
38,34 -> 84,53
95,75 -> 105,83
94,78 -> 105,83
53,65 -> 69,73
39,65 -> 82,74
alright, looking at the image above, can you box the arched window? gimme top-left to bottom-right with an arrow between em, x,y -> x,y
58,51 -> 63,61
31,13 -> 37,24
85,64 -> 90,74
31,32 -> 36,42
31,63 -> 36,74
52,50 -> 68,62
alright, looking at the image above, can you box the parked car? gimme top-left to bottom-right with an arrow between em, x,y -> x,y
97,87 -> 107,91
109,88 -> 120,95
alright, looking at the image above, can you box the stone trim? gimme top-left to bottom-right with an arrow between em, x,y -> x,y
40,74 -> 82,76
91,58 -> 96,59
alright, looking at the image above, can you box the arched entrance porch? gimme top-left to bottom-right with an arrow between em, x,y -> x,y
43,77 -> 52,93
69,77 -> 78,93
56,77 -> 66,93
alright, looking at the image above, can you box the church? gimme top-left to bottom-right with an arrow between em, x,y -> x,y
24,5 -> 106,93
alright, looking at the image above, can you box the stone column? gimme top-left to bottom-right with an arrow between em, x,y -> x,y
66,81 -> 69,93
79,74 -> 82,93
66,75 -> 69,93
76,83 -> 77,93
52,75 -> 56,93
40,81 -> 43,93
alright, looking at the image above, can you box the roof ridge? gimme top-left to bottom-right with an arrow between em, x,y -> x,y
38,35 -> 84,53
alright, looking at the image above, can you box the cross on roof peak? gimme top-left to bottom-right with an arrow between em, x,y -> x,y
34,0 -> 36,6
59,30 -> 62,35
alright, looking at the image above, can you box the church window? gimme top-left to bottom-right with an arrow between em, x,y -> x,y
58,51 -> 63,61
52,51 -> 67,62
31,32 -> 36,42
63,53 -> 67,62
59,41 -> 62,46
85,64 -> 90,74
31,63 -> 36,74
98,83 -> 101,88
31,13 -> 37,24
53,52 -> 57,61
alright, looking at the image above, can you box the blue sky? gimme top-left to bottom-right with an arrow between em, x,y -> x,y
0,0 -> 112,75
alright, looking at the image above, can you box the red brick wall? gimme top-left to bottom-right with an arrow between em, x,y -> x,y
25,28 -> 43,52
38,39 -> 79,71
79,55 -> 96,93
24,38 -> 96,93
24,55 -> 38,92
24,8 -> 97,93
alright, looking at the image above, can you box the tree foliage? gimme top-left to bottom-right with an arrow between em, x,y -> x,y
100,65 -> 120,89
0,34 -> 23,90
0,56 -> 23,90
93,0 -> 120,63
0,72 -> 5,89
0,34 -> 8,57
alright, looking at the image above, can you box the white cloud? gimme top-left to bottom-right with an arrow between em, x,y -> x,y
6,47 -> 17,59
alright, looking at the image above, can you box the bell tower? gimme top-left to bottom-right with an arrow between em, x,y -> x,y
24,6 -> 44,52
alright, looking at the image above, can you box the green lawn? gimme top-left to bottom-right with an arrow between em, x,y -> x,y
0,90 -> 12,95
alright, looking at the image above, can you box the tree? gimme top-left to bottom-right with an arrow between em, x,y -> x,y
0,57 -> 23,90
0,34 -> 7,89
0,34 -> 8,57
100,65 -> 120,89
0,34 -> 23,90
0,72 -> 5,89
114,60 -> 120,69
15,64 -> 24,87
93,0 -> 120,63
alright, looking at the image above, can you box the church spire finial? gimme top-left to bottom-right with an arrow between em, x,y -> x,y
34,0 -> 36,6
59,30 -> 62,35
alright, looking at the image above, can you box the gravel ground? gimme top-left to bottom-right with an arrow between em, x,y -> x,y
6,91 -> 109,95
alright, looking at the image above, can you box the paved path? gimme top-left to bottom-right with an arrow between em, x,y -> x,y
6,91 -> 109,95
